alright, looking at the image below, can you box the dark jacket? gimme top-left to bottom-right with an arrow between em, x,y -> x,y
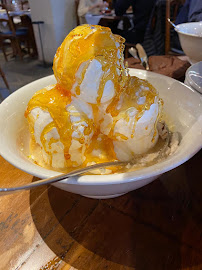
115,0 -> 156,43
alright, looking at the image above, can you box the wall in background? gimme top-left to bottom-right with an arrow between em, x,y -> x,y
29,0 -> 77,63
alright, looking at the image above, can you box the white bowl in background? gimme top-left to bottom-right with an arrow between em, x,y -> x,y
184,61 -> 202,94
175,22 -> 202,64
0,69 -> 202,199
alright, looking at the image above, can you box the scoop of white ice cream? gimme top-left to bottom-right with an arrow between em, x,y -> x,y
66,97 -> 94,166
100,97 -> 159,161
71,59 -> 116,104
29,96 -> 94,168
30,107 -> 65,168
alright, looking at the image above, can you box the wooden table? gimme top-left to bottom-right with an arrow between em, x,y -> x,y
0,149 -> 201,270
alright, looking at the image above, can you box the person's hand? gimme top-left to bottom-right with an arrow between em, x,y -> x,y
90,1 -> 109,10
102,1 -> 109,8
98,1 -> 109,13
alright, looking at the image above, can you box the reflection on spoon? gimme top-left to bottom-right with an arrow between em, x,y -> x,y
167,18 -> 177,29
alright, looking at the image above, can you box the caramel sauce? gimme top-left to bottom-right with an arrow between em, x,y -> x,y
25,24 -> 161,172
105,75 -> 160,141
25,84 -> 94,167
53,25 -> 125,94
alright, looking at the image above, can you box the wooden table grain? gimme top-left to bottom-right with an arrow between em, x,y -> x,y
0,150 -> 201,270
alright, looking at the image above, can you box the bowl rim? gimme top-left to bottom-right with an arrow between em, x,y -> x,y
185,61 -> 202,93
0,70 -> 202,185
175,21 -> 202,38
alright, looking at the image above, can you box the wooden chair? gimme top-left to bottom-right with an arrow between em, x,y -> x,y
0,17 -> 27,60
0,4 -> 30,60
0,65 -> 10,90
165,0 -> 186,55
0,0 -> 7,7
75,0 -> 80,26
125,0 -> 186,58
20,14 -> 37,56
20,0 -> 30,10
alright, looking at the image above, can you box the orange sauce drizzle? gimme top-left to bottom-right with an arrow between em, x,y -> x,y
53,25 -> 125,94
25,24 -> 161,172
105,75 -> 160,140
25,84 -> 93,167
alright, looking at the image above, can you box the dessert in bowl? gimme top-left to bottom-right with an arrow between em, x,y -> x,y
0,25 -> 202,198
175,22 -> 202,64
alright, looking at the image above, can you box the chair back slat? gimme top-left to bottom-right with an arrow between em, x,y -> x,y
165,0 -> 186,55
21,0 -> 30,10
0,2 -> 32,61
0,2 -> 16,34
75,0 -> 80,26
0,18 -> 15,35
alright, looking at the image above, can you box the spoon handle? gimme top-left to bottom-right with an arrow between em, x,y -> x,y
128,47 -> 139,59
0,161 -> 127,193
136,43 -> 149,71
167,18 -> 177,29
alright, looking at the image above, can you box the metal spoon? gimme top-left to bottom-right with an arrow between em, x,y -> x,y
136,43 -> 149,71
0,123 -> 175,193
128,47 -> 139,59
0,161 -> 128,193
167,18 -> 177,29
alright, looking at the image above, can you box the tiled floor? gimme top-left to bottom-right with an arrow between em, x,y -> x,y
0,52 -> 53,102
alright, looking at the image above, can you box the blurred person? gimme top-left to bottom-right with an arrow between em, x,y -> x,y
175,0 -> 202,24
114,0 -> 156,43
78,0 -> 109,24
141,0 -> 201,57
172,0 -> 202,51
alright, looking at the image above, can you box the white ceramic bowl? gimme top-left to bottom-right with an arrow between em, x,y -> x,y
184,61 -> 202,94
175,22 -> 202,64
0,69 -> 202,199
